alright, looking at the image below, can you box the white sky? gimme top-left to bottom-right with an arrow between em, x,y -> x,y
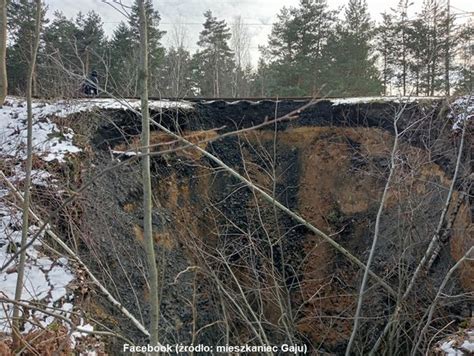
45,0 -> 474,65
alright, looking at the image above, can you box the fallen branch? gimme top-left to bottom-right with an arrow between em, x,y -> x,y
346,101 -> 406,356
0,171 -> 150,338
411,246 -> 474,355
0,297 -> 133,344
146,115 -> 397,298
369,105 -> 468,355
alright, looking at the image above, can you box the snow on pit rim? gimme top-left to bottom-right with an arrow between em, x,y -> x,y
330,96 -> 443,105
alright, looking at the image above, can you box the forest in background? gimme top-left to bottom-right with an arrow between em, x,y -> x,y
0,0 -> 473,354
5,0 -> 474,98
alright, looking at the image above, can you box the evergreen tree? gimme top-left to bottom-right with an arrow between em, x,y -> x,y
263,7 -> 303,95
38,10 -> 106,97
7,0 -> 47,95
161,46 -> 194,97
75,11 -> 106,75
406,0 -> 453,96
406,17 -> 431,96
455,19 -> 474,94
324,0 -> 381,96
43,12 -> 78,63
252,56 -> 273,97
129,0 -> 165,96
41,11 -> 80,96
391,0 -> 412,95
260,0 -> 335,96
193,10 -> 234,97
420,0 -> 443,95
108,21 -> 137,96
376,13 -> 397,95
437,0 -> 457,96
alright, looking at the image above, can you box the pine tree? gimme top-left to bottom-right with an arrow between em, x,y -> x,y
193,10 -> 234,97
129,0 -> 165,96
252,57 -> 272,96
41,11 -> 81,96
7,0 -> 47,95
422,0 -> 443,95
438,0 -> 457,96
324,0 -> 381,96
406,18 -> 430,96
411,0 -> 452,96
455,19 -> 474,94
261,0 -> 335,96
108,21 -> 137,96
39,10 -> 106,97
43,12 -> 78,62
263,6 -> 302,95
376,13 -> 397,95
75,11 -> 106,76
161,46 -> 194,97
390,0 -> 412,95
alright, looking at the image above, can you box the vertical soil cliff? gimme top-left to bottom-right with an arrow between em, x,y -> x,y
59,99 -> 471,354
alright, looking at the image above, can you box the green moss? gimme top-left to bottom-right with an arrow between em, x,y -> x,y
327,206 -> 344,226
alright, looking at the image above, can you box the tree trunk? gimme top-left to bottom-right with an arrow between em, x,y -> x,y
0,0 -> 7,105
402,30 -> 406,96
431,5 -> 438,96
138,0 -> 160,348
12,0 -> 42,349
383,50 -> 388,95
445,0 -> 450,96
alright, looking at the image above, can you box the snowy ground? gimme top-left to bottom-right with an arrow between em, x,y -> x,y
435,329 -> 474,355
330,95 -> 443,105
0,204 -> 75,333
449,95 -> 473,131
0,97 -> 83,335
0,98 -> 81,161
0,96 -> 193,161
0,97 -> 98,345
0,96 -> 192,350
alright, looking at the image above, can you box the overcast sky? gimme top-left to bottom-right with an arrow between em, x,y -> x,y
44,0 -> 474,65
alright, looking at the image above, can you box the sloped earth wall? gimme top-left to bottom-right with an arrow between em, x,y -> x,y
64,99 -> 471,354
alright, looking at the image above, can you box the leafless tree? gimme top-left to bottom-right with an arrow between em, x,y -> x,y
166,20 -> 191,97
138,0 -> 160,348
230,16 -> 251,97
0,0 -> 7,105
11,0 -> 42,349
345,102 -> 406,355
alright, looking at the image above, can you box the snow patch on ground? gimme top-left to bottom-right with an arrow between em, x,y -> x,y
449,95 -> 473,131
0,97 -> 85,339
0,94 -> 190,350
0,96 -> 193,163
436,328 -> 474,355
0,98 -> 81,162
330,96 -> 442,105
9,165 -> 56,188
0,205 -> 75,333
40,97 -> 193,117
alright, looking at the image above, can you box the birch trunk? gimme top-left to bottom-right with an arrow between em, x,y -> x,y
138,0 -> 160,348
0,0 -> 7,105
12,0 -> 42,348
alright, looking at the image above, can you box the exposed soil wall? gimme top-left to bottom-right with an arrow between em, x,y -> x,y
66,99 -> 471,354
